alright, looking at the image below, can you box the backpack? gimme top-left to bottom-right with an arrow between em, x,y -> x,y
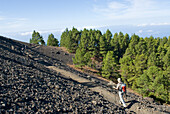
121,83 -> 126,93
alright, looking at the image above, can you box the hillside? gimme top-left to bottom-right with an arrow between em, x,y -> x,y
0,36 -> 170,113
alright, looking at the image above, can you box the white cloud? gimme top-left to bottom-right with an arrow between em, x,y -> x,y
20,29 -> 62,36
147,30 -> 153,33
82,26 -> 96,29
93,0 -> 170,24
108,1 -> 128,10
150,22 -> 170,26
138,30 -> 143,33
16,18 -> 28,21
0,17 -> 30,33
137,24 -> 148,27
78,25 -> 109,30
137,22 -> 170,27
64,25 -> 106,32
94,0 -> 153,17
20,32 -> 32,36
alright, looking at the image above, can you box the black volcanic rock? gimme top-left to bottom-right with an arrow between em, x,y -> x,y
0,36 -> 126,113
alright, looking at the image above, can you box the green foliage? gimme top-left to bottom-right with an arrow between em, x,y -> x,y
121,34 -> 170,103
137,66 -> 169,103
72,48 -> 85,68
135,38 -> 147,55
47,33 -> 59,46
60,28 -> 69,47
147,52 -> 159,67
111,33 -> 119,62
134,54 -> 147,74
60,27 -> 80,53
119,56 -> 132,85
163,66 -> 170,103
30,30 -> 45,45
104,29 -> 112,50
68,27 -> 80,52
88,33 -> 96,56
163,47 -> 170,69
102,51 -> 118,79
99,35 -> 107,57
60,27 -> 170,103
145,36 -> 157,56
84,51 -> 92,66
79,28 -> 89,52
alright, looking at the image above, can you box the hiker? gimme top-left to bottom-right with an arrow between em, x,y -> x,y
114,78 -> 127,108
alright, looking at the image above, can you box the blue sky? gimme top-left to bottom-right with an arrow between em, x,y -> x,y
0,0 -> 170,42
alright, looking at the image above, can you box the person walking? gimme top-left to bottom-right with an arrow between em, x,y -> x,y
110,78 -> 127,108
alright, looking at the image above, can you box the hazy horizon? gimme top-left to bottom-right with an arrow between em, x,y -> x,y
1,0 -> 170,42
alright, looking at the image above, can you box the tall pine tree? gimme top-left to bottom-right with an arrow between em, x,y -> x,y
30,30 -> 45,45
47,33 -> 59,46
102,51 -> 118,79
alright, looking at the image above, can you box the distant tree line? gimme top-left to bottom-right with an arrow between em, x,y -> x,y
60,27 -> 170,103
30,30 -> 59,47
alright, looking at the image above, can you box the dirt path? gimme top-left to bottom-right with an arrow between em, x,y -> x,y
47,66 -> 169,114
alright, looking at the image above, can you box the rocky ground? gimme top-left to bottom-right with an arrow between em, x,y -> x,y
0,36 -> 170,113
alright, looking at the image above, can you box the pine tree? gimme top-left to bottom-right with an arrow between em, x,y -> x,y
79,28 -> 89,52
131,54 -> 147,89
47,33 -> 59,46
60,28 -> 69,47
72,48 -> 85,68
104,29 -> 112,50
147,52 -> 159,67
163,66 -> 170,103
118,32 -> 124,58
65,31 -> 72,51
135,38 -> 147,55
88,33 -> 96,56
119,56 -> 132,85
157,45 -> 166,68
39,37 -> 45,45
93,32 -> 101,58
72,28 -> 90,67
30,30 -> 45,45
145,36 -> 157,56
166,36 -> 170,47
163,47 -> 170,69
122,33 -> 130,55
102,51 -> 118,79
160,37 -> 168,47
127,34 -> 140,58
84,51 -> 92,66
99,35 -> 107,57
111,33 -> 119,62
69,27 -> 80,53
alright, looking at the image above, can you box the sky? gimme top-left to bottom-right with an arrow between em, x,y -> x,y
0,0 -> 170,42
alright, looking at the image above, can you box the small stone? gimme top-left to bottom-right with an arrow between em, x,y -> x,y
56,51 -> 60,54
9,109 -> 13,112
92,101 -> 97,105
2,103 -> 6,107
64,53 -> 68,55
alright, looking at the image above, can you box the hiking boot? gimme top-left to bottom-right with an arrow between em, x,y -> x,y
123,105 -> 127,108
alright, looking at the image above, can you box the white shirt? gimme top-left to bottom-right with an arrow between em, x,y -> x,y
116,82 -> 123,91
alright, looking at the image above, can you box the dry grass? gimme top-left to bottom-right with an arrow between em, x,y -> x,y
68,64 -> 110,82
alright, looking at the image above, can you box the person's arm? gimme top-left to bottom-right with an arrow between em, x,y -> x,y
113,83 -> 119,90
